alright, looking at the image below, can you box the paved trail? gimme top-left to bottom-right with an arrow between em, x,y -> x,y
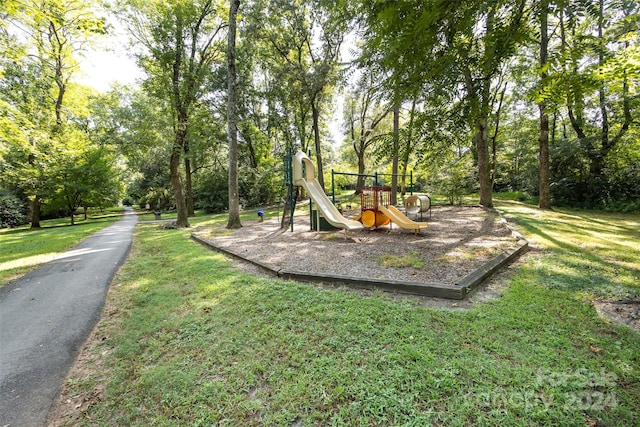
1,210 -> 137,426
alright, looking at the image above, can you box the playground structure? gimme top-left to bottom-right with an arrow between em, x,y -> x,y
405,194 -> 432,221
292,151 -> 364,232
330,169 -> 414,204
355,185 -> 429,234
199,151 -> 528,300
356,186 -> 391,227
289,150 -> 430,234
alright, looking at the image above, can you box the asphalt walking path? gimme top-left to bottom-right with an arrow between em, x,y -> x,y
0,209 -> 138,427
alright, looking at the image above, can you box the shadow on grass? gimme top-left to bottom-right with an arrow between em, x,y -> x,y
498,202 -> 640,297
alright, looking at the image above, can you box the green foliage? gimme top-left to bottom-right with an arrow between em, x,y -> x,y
422,151 -> 477,206
0,0 -> 126,227
545,124 -> 640,210
239,164 -> 283,209
192,167 -> 229,213
192,162 -> 283,213
492,110 -> 539,195
0,188 -> 26,228
5,0 -> 638,221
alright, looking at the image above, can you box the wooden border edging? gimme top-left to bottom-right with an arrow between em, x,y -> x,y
278,269 -> 465,299
454,239 -> 529,291
191,234 -> 278,277
191,230 -> 529,300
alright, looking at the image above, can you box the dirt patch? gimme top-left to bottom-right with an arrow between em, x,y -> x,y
593,300 -> 640,335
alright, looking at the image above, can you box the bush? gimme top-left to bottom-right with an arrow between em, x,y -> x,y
238,165 -> 282,208
428,155 -> 477,205
193,168 -> 229,213
0,189 -> 27,228
550,163 -> 640,212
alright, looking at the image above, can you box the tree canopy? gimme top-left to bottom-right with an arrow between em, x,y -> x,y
2,0 -> 638,230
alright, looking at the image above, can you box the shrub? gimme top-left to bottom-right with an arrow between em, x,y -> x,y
0,189 -> 27,228
193,168 -> 229,213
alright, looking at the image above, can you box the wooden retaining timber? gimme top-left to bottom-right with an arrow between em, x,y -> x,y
191,234 -> 528,301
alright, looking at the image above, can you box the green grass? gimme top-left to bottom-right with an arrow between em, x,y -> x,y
375,251 -> 426,269
497,201 -> 640,299
0,208 -> 123,287
53,202 -> 640,426
136,207 -> 292,223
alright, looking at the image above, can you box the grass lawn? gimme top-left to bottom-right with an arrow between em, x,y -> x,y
51,203 -> 639,426
0,209 -> 124,288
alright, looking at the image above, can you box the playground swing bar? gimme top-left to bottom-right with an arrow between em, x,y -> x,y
330,169 -> 414,204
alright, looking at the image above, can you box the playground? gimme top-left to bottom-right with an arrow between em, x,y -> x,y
194,151 -> 527,299
194,204 -> 524,299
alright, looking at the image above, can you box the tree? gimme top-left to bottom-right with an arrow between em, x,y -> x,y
390,102 -> 400,205
49,144 -> 123,224
255,0 -> 344,190
2,0 -> 107,227
357,0 -> 528,208
120,0 -> 226,228
538,0 -> 551,209
226,0 -> 241,229
343,71 -> 391,192
0,60 -> 52,227
540,0 -> 638,207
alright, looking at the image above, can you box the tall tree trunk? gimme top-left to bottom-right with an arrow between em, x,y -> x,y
476,116 -> 493,208
490,84 -> 507,190
311,100 -> 325,190
390,103 -> 400,206
50,20 -> 66,128
244,133 -> 259,169
30,195 -> 41,229
171,120 -> 190,227
168,14 -> 190,228
184,154 -> 194,217
400,100 -> 417,196
54,80 -> 65,128
539,0 -> 551,209
226,0 -> 242,229
465,69 -> 493,209
356,148 -> 366,192
170,144 -> 190,227
463,8 -> 494,211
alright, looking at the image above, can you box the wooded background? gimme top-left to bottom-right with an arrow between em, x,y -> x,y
1,0 -> 638,229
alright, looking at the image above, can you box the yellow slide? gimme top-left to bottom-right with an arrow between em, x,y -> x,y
293,151 -> 363,232
377,205 -> 429,234
300,178 -> 364,232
